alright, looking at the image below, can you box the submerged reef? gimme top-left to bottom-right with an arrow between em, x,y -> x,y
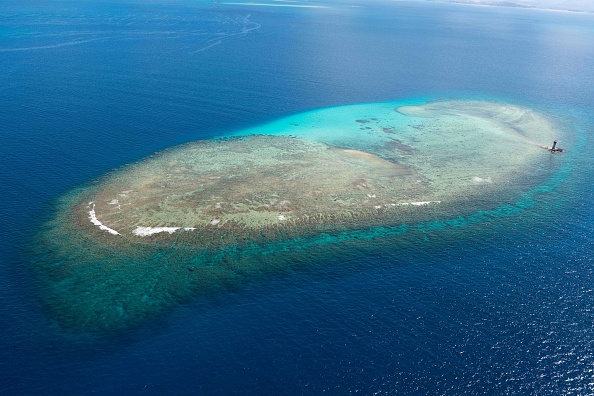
29,100 -> 561,332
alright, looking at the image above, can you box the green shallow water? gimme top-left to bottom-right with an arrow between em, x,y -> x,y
28,98 -> 576,333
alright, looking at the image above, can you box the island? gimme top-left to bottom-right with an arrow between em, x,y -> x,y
29,99 -> 562,332
425,0 -> 594,13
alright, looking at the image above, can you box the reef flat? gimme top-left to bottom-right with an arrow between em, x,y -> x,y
29,100 -> 561,332
82,135 -> 430,244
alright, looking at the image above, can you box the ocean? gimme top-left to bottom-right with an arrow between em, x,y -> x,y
1,0 -> 594,394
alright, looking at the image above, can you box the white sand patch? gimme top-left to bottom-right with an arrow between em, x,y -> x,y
133,227 -> 180,236
472,176 -> 492,183
215,202 -> 222,209
211,219 -> 221,225
367,194 -> 377,198
88,204 -> 120,235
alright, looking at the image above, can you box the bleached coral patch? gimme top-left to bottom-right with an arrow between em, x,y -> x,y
472,176 -> 492,183
133,227 -> 180,236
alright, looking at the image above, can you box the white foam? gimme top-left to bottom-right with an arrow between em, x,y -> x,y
192,40 -> 222,54
190,15 -> 261,54
410,201 -> 441,206
0,37 -> 111,52
108,199 -> 119,205
278,215 -> 287,220
88,204 -> 120,235
393,201 -> 441,207
184,227 -> 197,231
133,227 -> 180,236
211,219 -> 221,225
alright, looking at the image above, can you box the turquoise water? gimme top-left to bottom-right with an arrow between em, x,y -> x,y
2,0 -> 594,394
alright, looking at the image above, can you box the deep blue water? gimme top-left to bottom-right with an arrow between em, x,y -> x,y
1,0 -> 594,394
